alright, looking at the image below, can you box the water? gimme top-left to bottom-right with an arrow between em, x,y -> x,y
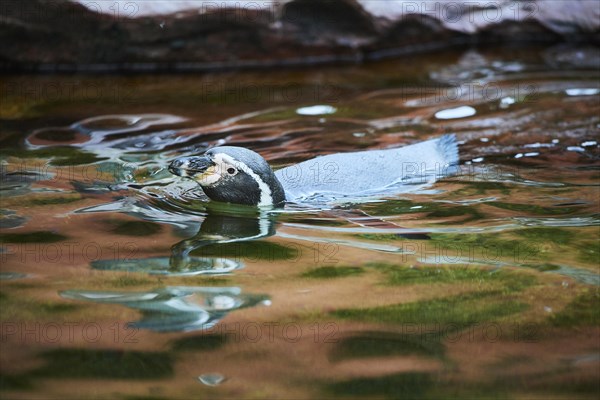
1,45 -> 599,399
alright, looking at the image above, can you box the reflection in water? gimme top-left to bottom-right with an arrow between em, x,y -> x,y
81,203 -> 277,275
2,46 -> 599,399
60,286 -> 269,332
0,170 -> 55,198
76,189 -> 599,283
0,209 -> 28,229
169,206 -> 276,272
76,196 -> 203,236
0,272 -> 27,280
91,257 -> 242,277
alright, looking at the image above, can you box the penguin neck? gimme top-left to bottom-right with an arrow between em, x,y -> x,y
201,171 -> 286,207
269,174 -> 286,206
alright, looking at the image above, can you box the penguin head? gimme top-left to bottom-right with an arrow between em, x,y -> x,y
169,146 -> 286,207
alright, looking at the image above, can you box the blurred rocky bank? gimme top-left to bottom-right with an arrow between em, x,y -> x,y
1,0 -> 598,72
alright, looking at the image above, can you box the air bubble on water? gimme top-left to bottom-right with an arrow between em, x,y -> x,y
499,97 -> 516,108
198,373 -> 226,386
296,105 -> 337,116
434,106 -> 476,120
565,88 -> 600,96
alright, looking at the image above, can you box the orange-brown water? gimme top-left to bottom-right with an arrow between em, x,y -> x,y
1,46 -> 599,399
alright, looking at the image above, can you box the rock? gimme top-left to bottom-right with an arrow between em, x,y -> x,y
281,0 -> 379,46
0,0 -> 597,71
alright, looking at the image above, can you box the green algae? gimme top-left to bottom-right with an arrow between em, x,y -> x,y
331,291 -> 529,327
367,263 -> 536,290
29,349 -> 173,379
301,266 -> 365,279
453,181 -> 511,196
325,372 -> 432,399
107,220 -> 163,237
486,202 -> 580,215
426,205 -> 486,223
0,231 -> 68,243
108,275 -> 156,288
25,196 -> 82,206
549,289 -> 600,327
190,241 -> 299,261
515,227 -> 573,245
171,333 -> 229,351
329,331 -> 445,362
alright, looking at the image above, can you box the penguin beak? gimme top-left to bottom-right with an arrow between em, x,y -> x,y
169,156 -> 213,177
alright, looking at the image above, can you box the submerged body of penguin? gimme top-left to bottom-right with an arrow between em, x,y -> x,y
168,134 -> 459,207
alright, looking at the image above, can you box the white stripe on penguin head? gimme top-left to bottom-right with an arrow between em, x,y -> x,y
213,153 -> 273,206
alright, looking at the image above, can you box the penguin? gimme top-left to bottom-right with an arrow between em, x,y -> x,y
169,146 -> 286,206
168,134 -> 459,207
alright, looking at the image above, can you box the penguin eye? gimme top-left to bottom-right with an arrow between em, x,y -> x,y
226,167 -> 237,175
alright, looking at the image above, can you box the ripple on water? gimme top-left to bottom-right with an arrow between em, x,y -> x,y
0,272 -> 28,280
512,216 -> 600,228
60,287 -> 269,333
91,257 -> 243,277
1,47 -> 599,398
74,114 -> 187,132
0,210 -> 28,229
27,114 -> 189,153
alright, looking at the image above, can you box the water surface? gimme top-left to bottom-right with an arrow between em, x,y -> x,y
1,45 -> 599,399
